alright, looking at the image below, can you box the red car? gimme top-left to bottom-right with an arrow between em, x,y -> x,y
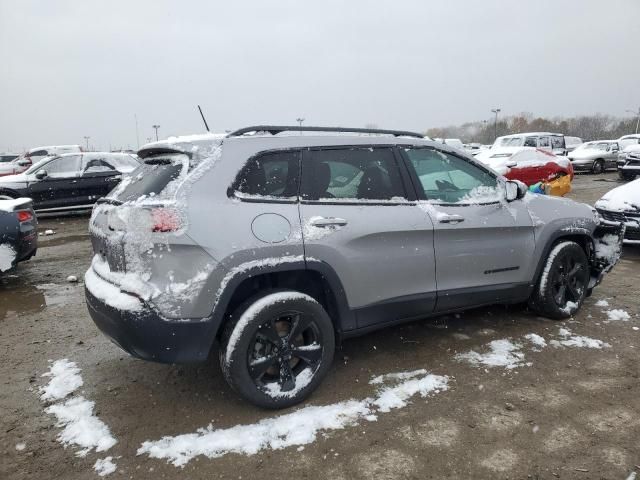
476,147 -> 574,186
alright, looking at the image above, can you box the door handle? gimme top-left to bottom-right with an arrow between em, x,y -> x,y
309,216 -> 348,227
438,214 -> 465,224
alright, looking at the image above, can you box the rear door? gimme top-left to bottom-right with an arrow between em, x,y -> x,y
298,146 -> 436,330
27,155 -> 82,209
400,147 -> 535,311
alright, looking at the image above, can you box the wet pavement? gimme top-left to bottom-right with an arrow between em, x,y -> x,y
1,173 -> 639,480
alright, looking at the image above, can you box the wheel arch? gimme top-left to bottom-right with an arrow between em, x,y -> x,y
531,230 -> 594,287
212,260 -> 354,342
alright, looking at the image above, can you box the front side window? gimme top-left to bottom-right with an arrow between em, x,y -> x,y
300,147 -> 405,201
404,148 -> 499,204
38,155 -> 81,178
235,150 -> 300,199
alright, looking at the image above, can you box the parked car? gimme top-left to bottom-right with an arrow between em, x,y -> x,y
0,145 -> 82,178
595,178 -> 640,242
435,138 -> 465,150
476,147 -> 574,187
567,141 -> 620,173
463,143 -> 489,156
492,133 -> 580,156
0,152 -> 139,212
0,153 -> 19,163
0,198 -> 37,273
617,144 -> 640,180
83,125 -> 623,408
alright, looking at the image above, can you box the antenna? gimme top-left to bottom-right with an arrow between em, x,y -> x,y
198,105 -> 210,132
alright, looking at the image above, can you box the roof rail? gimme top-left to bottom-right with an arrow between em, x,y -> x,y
226,125 -> 425,139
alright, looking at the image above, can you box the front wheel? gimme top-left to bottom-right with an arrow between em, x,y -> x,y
530,241 -> 590,320
220,290 -> 335,409
592,159 -> 605,174
619,170 -> 636,181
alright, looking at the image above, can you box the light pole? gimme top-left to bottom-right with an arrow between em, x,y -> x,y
83,136 -> 90,150
626,108 -> 640,134
152,125 -> 160,141
296,117 -> 305,127
491,108 -> 501,140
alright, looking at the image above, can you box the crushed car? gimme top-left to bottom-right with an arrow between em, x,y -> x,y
84,126 -> 624,408
595,177 -> 640,242
0,198 -> 37,274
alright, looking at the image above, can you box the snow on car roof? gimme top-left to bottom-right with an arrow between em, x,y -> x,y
497,132 -> 563,139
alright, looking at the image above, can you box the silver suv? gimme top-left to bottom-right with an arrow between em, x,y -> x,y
85,126 -> 624,408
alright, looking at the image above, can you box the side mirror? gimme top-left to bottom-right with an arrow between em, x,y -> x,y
17,160 -> 31,167
505,180 -> 526,202
35,170 -> 48,180
506,160 -> 518,168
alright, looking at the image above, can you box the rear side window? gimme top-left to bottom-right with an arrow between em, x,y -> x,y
551,136 -> 565,149
234,150 -> 300,199
524,137 -> 537,147
300,147 -> 405,201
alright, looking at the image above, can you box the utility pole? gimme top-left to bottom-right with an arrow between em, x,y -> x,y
626,108 -> 640,134
83,136 -> 90,151
296,118 -> 305,135
152,125 -> 160,141
491,108 -> 501,140
135,114 -> 140,149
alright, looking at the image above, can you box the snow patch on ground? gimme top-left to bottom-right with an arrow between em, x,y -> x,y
455,339 -> 529,369
15,443 -> 26,451
369,369 -> 427,385
595,299 -> 609,307
94,457 -> 117,476
605,309 -> 631,322
39,359 -> 117,458
550,328 -> 610,349
0,243 -> 16,272
40,359 -> 83,401
524,333 -> 547,350
46,397 -> 117,457
138,371 -> 449,466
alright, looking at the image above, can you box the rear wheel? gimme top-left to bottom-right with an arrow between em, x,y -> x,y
220,290 -> 335,409
592,159 -> 605,174
530,241 -> 589,320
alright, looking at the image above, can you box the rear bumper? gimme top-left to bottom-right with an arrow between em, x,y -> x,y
85,286 -> 218,364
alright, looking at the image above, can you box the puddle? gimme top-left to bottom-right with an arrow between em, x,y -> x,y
0,279 -> 83,320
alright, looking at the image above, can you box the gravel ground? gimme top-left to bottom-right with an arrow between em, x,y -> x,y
1,172 -> 639,480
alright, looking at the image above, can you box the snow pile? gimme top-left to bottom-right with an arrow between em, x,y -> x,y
524,333 -> 547,350
94,457 -> 117,476
138,370 -> 449,466
39,359 -> 83,401
46,397 -> 117,457
0,243 -> 16,272
595,299 -> 609,307
455,339 -> 529,369
39,359 -> 117,458
605,309 -> 631,322
264,368 -> 315,399
550,328 -> 609,349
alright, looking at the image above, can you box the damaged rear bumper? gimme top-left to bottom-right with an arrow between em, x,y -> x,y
589,219 -> 626,290
85,270 -> 219,364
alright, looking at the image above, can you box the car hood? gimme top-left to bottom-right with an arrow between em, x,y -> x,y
0,172 -> 29,187
595,178 -> 640,212
623,144 -> 640,154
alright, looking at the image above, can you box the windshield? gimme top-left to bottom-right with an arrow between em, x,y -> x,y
579,142 -> 609,151
497,137 -> 524,147
24,156 -> 56,174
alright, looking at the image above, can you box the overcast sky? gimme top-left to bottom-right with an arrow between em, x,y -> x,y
1,0 -> 638,151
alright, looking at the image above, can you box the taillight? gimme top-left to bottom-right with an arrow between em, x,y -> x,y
151,208 -> 181,232
16,210 -> 33,223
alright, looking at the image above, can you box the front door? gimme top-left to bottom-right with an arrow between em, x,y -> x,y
27,155 -> 82,209
400,146 -> 535,312
298,146 -> 437,330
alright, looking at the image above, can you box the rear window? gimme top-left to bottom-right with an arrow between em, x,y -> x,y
112,154 -> 187,203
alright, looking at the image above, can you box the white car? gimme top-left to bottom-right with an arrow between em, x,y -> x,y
492,132 -> 579,156
595,178 -> 640,242
0,145 -> 82,177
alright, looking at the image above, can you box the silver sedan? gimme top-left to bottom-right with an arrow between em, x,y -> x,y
568,141 -> 620,173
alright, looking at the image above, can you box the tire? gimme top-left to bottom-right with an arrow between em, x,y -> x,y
529,241 -> 590,320
220,290 -> 335,409
619,170 -> 636,181
592,159 -> 605,174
